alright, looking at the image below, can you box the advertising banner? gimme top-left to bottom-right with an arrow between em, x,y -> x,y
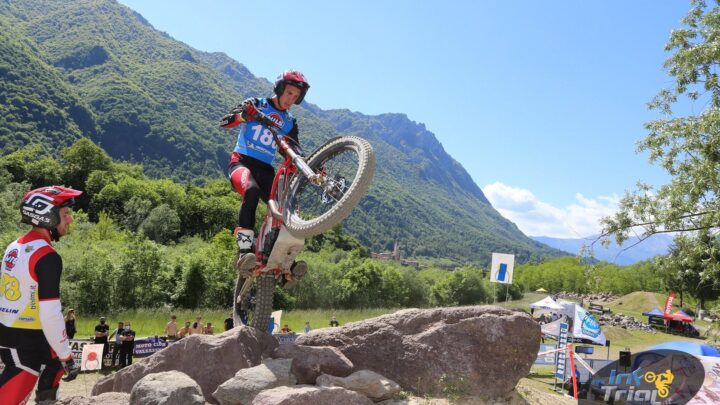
572,305 -> 606,346
133,337 -> 169,358
555,323 -> 569,380
536,344 -> 558,365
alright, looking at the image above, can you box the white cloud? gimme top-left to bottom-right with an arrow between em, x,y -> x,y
482,182 -> 619,238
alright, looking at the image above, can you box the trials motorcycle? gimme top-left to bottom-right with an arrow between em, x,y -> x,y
232,111 -> 375,331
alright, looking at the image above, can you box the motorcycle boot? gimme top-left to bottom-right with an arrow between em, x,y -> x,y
234,227 -> 257,277
282,260 -> 308,289
35,387 -> 59,401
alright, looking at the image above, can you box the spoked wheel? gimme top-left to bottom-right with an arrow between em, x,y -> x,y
232,273 -> 277,333
284,136 -> 375,238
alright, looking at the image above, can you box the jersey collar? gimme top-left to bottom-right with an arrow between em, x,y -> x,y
18,229 -> 53,245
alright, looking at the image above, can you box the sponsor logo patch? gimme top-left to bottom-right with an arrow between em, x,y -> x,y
3,249 -> 18,270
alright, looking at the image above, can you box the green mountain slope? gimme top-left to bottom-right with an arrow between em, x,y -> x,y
0,15 -> 96,154
0,0 -> 564,264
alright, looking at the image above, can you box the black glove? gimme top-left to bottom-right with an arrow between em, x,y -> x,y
61,357 -> 79,382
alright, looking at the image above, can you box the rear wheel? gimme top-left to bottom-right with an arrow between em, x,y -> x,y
284,136 -> 375,238
233,274 -> 277,333
250,274 -> 276,332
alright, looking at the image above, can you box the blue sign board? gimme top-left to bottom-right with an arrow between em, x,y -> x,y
555,322 -> 569,380
535,344 -> 557,365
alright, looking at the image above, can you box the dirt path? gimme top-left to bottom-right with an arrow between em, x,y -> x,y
30,372 -> 107,403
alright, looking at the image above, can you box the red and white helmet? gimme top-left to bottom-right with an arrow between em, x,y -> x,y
20,186 -> 82,229
274,70 -> 310,105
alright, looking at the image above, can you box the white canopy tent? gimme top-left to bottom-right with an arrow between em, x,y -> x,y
530,296 -> 564,311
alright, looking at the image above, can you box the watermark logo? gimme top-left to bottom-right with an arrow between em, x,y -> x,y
580,349 -> 704,404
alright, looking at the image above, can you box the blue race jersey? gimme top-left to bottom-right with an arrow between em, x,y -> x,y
233,98 -> 296,165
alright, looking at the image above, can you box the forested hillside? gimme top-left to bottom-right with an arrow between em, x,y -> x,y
0,0 -> 563,264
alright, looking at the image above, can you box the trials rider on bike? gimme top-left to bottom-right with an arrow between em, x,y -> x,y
220,70 -> 311,280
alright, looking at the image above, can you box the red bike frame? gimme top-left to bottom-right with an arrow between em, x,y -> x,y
252,134 -> 299,280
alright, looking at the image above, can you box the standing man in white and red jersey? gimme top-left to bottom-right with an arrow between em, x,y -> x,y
0,186 -> 81,404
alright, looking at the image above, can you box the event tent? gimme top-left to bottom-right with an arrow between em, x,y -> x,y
642,307 -> 664,317
666,310 -> 694,322
648,341 -> 720,357
529,296 -> 564,310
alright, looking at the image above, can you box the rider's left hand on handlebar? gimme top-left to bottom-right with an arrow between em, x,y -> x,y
219,112 -> 241,128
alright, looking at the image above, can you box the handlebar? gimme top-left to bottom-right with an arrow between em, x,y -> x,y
253,111 -> 324,185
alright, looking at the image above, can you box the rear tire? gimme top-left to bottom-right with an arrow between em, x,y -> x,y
249,274 -> 276,332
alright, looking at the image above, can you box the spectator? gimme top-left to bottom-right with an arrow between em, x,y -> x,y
178,321 -> 191,338
190,316 -> 204,335
330,316 -> 340,327
94,316 -> 110,361
118,322 -> 136,369
304,321 -> 311,333
224,315 -> 234,332
204,322 -> 214,335
109,322 -> 124,368
64,309 -> 77,339
281,324 -> 292,333
165,315 -> 178,341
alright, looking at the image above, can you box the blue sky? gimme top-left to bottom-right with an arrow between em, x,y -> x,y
118,0 -> 691,238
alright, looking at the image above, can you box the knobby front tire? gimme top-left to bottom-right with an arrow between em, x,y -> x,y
284,136 -> 375,238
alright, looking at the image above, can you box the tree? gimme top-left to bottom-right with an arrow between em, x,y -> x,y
61,138 -> 112,210
602,1 -> 720,245
140,204 -> 181,244
656,231 -> 720,309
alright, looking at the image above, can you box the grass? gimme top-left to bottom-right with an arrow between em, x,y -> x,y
603,291 -> 666,320
72,308 -> 400,339
70,291 -> 714,362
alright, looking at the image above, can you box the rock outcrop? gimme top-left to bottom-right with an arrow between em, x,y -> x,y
92,326 -> 277,402
129,370 -> 204,405
251,385 -> 374,405
212,358 -> 295,405
317,370 -> 402,401
270,343 -> 354,384
295,306 -> 540,399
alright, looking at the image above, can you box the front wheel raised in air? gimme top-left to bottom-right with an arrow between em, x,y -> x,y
284,136 -> 375,238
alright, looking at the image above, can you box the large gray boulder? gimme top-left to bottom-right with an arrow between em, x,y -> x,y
129,371 -> 204,405
317,370 -> 401,402
38,393 -> 130,405
92,326 -> 277,403
213,358 -> 295,405
251,385 -> 373,405
295,306 -> 540,399
271,344 -> 354,384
